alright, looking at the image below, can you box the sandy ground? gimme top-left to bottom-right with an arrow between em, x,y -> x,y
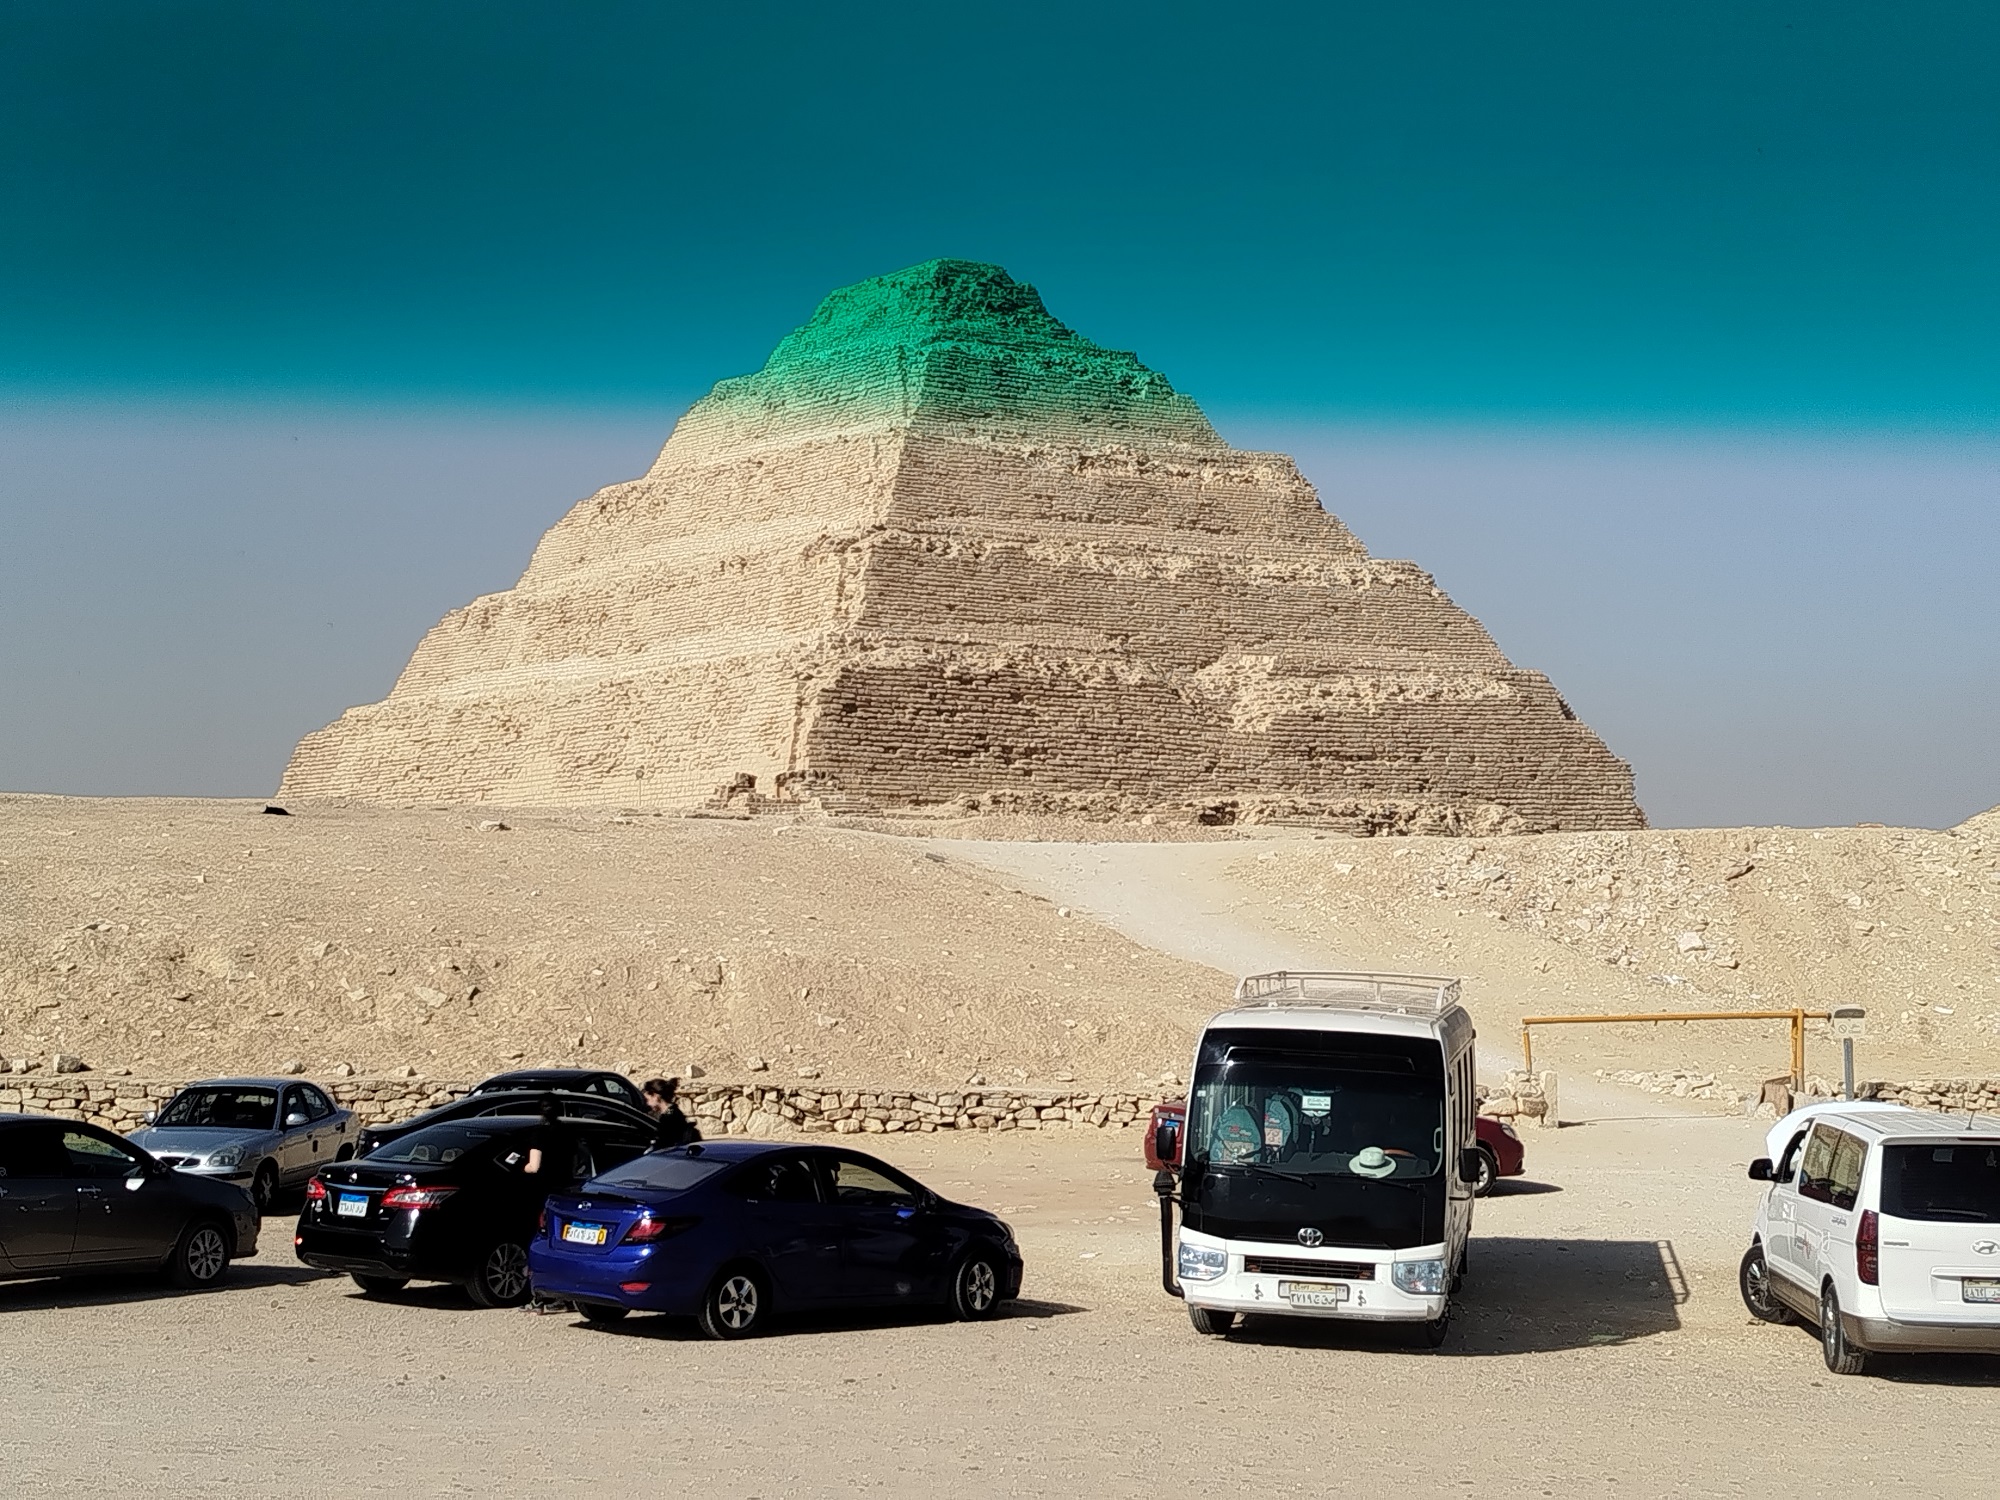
3,1077 -> 1996,1498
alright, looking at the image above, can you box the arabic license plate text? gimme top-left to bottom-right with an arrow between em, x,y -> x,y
563,1222 -> 609,1246
335,1194 -> 367,1218
1279,1280 -> 1350,1308
1963,1279 -> 2000,1303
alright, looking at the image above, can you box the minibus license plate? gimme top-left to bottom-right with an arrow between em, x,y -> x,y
1963,1279 -> 2000,1303
336,1193 -> 368,1218
563,1222 -> 609,1246
1278,1280 -> 1349,1307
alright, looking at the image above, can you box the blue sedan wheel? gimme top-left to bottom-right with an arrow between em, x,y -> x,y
698,1269 -> 766,1340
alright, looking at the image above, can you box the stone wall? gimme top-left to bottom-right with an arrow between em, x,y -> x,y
1475,1071 -> 1559,1127
0,1076 -> 1152,1137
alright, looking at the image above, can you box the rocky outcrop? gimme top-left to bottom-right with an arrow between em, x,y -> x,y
283,259 -> 1643,832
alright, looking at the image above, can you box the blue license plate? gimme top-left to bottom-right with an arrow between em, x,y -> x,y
336,1193 -> 368,1219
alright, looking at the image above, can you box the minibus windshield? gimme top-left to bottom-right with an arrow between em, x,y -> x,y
1187,1061 -> 1445,1180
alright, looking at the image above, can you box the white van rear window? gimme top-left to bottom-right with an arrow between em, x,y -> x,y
1881,1143 -> 2000,1223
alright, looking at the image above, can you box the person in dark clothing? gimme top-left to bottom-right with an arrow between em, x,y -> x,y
524,1096 -> 566,1178
642,1077 -> 700,1151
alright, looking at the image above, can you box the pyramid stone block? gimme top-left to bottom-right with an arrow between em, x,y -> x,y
281,259 -> 1644,832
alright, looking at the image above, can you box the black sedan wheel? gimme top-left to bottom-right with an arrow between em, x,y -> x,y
164,1219 -> 230,1290
698,1268 -> 767,1339
949,1252 -> 1003,1321
465,1241 -> 533,1308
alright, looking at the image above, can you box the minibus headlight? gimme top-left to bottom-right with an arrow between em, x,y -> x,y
1391,1258 -> 1448,1296
1177,1242 -> 1228,1282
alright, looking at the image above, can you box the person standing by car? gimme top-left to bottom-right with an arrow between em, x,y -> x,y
642,1077 -> 700,1151
523,1096 -> 566,1177
521,1096 -> 570,1315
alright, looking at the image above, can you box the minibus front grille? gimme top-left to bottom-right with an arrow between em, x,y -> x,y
1243,1256 -> 1375,1280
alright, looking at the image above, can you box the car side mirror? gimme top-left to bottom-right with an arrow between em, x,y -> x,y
1458,1148 -> 1484,1185
284,1112 -> 310,1129
1747,1158 -> 1775,1181
142,1109 -> 157,1125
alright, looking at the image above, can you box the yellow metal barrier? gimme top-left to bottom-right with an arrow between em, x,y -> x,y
1520,1009 -> 1832,1090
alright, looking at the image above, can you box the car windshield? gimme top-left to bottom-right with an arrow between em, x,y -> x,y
588,1153 -> 730,1194
155,1086 -> 278,1130
1882,1141 -> 2000,1223
370,1125 -> 498,1165
1188,1062 -> 1446,1179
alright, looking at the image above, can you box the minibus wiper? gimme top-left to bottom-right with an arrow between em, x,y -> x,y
1214,1162 -> 1318,1188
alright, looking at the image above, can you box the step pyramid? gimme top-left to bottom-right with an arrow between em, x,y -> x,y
282,259 -> 1644,832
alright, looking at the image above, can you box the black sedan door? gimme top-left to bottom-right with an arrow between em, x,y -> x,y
0,1124 -> 77,1271
62,1127 -> 185,1266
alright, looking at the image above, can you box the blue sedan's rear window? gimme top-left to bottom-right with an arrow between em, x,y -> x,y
589,1154 -> 729,1193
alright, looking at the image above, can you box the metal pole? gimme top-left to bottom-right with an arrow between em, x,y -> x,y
1522,1024 -> 1534,1073
1843,1038 -> 1855,1101
1791,1011 -> 1805,1091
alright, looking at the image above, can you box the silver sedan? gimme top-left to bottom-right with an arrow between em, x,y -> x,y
128,1077 -> 357,1215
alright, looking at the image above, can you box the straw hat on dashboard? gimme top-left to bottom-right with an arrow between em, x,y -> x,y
1349,1146 -> 1397,1179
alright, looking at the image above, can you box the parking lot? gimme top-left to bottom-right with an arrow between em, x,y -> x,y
4,1080 -> 1996,1498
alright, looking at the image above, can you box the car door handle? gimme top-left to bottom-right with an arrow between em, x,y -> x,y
77,1186 -> 105,1196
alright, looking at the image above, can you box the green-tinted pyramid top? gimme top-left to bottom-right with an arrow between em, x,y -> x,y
689,259 -> 1223,450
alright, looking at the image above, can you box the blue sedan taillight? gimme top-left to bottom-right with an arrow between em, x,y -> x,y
620,1215 -> 698,1246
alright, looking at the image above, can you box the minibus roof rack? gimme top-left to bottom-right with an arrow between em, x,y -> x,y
1233,971 -> 1461,1015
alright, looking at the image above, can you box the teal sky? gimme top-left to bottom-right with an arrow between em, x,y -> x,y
1,3 -> 1995,825
4,1 -> 1996,424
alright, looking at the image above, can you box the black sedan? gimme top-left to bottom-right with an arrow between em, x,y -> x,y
0,1115 -> 261,1289
466,1068 -> 646,1112
529,1141 -> 1024,1337
295,1114 -> 653,1305
354,1089 -> 656,1158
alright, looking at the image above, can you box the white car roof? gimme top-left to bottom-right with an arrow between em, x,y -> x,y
1764,1100 -> 1905,1163
1768,1101 -> 2000,1160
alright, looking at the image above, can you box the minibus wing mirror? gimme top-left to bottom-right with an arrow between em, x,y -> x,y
1458,1148 -> 1483,1184
1747,1158 -> 1775,1181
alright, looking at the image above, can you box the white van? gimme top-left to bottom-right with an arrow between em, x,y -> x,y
1740,1105 -> 2000,1373
1158,972 -> 1479,1346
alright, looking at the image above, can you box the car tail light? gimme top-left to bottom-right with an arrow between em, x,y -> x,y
619,1215 -> 697,1246
537,1207 -> 548,1235
304,1177 -> 327,1203
1857,1208 -> 1880,1285
380,1185 -> 457,1211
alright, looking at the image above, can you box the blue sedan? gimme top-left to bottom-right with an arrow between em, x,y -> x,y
528,1141 -> 1023,1337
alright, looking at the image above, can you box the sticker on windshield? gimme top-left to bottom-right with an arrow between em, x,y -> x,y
1300,1095 -> 1331,1116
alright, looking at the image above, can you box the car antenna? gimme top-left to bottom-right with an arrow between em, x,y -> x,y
686,1142 -> 703,1157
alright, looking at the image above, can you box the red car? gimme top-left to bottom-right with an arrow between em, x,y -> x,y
1144,1100 -> 1525,1195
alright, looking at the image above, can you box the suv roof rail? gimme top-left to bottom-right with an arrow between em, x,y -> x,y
1232,970 -> 1462,1015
